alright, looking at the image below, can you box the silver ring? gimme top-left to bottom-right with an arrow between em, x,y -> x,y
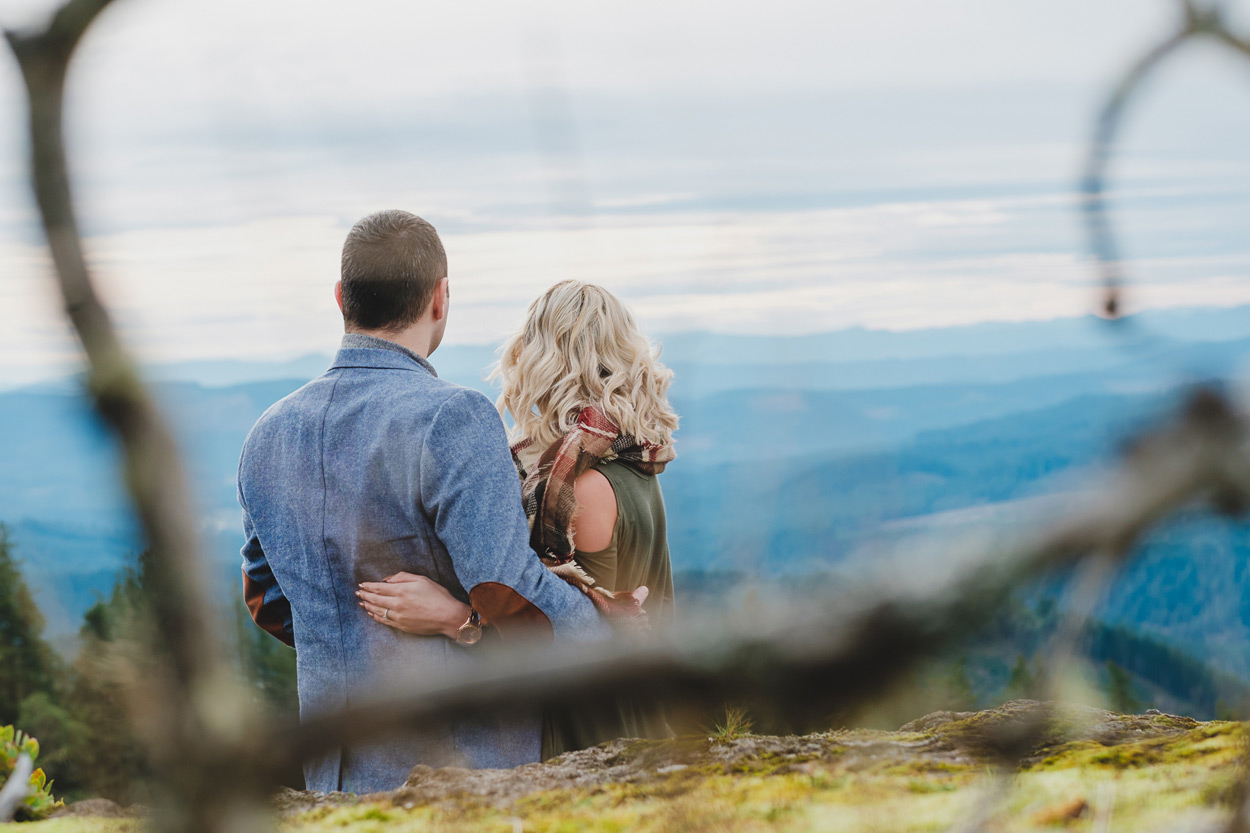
383,608 -> 389,621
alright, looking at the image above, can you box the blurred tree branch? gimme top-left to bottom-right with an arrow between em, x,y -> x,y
5,3 -> 267,832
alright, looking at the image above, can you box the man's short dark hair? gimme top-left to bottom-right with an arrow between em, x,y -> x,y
340,210 -> 447,332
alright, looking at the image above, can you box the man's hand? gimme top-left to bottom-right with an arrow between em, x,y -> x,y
357,572 -> 471,639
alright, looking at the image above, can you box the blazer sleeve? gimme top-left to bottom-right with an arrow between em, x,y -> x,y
238,481 -> 295,647
420,389 -> 608,643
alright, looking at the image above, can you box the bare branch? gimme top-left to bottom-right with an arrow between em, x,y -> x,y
1213,25 -> 1250,59
6,0 -> 217,706
5,3 -> 267,832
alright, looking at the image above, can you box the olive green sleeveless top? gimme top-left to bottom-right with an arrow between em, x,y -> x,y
573,460 -> 675,626
541,459 -> 676,759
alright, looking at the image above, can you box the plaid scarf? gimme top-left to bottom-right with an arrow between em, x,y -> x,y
512,406 -> 675,616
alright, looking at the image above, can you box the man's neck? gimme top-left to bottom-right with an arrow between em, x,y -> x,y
345,326 -> 432,358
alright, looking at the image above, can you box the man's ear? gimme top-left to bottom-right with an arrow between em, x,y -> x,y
430,277 -> 450,321
334,281 -> 343,314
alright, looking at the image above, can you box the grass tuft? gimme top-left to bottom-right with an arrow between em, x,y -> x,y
708,705 -> 755,742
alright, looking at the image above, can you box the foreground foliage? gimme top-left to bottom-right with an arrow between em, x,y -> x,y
1,725 -> 63,821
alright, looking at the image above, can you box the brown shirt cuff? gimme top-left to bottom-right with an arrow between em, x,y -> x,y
469,582 -> 554,642
242,567 -> 295,648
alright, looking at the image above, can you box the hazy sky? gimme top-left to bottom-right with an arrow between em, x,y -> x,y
1,0 -> 1248,386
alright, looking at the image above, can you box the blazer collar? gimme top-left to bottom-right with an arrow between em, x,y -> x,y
331,333 -> 438,377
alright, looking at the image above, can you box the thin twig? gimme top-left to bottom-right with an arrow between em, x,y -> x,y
1082,0 -> 1250,322
1081,26 -> 1191,319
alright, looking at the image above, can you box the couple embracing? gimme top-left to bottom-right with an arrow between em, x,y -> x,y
237,210 -> 679,794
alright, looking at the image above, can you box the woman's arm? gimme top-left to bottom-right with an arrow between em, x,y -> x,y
356,572 -> 471,638
572,469 -> 617,552
358,470 -> 621,637
574,469 -> 649,624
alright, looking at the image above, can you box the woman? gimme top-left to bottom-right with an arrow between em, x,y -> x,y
361,280 -> 679,758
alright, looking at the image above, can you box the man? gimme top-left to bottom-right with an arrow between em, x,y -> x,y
237,210 -> 605,794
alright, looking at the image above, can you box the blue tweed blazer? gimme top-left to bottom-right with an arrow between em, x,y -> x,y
237,334 -> 605,794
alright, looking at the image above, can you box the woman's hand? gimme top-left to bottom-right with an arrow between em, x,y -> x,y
356,572 -> 471,638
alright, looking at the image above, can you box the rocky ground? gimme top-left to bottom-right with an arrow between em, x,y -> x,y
27,700 -> 1249,832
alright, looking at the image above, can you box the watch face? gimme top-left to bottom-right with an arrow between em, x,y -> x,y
457,625 -> 483,646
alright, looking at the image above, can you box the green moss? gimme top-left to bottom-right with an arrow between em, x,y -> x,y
880,759 -> 976,777
14,823 -> 138,833
1029,741 -> 1104,770
1025,722 -> 1244,772
906,778 -> 959,794
272,758 -> 1232,832
299,719 -> 1247,832
28,718 -> 1250,833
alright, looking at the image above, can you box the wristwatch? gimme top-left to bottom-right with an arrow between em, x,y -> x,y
454,608 -> 482,646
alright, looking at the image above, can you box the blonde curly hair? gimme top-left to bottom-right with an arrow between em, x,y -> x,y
492,280 -> 679,460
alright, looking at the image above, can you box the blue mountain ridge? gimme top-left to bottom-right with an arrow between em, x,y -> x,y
107,303 -> 1250,389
